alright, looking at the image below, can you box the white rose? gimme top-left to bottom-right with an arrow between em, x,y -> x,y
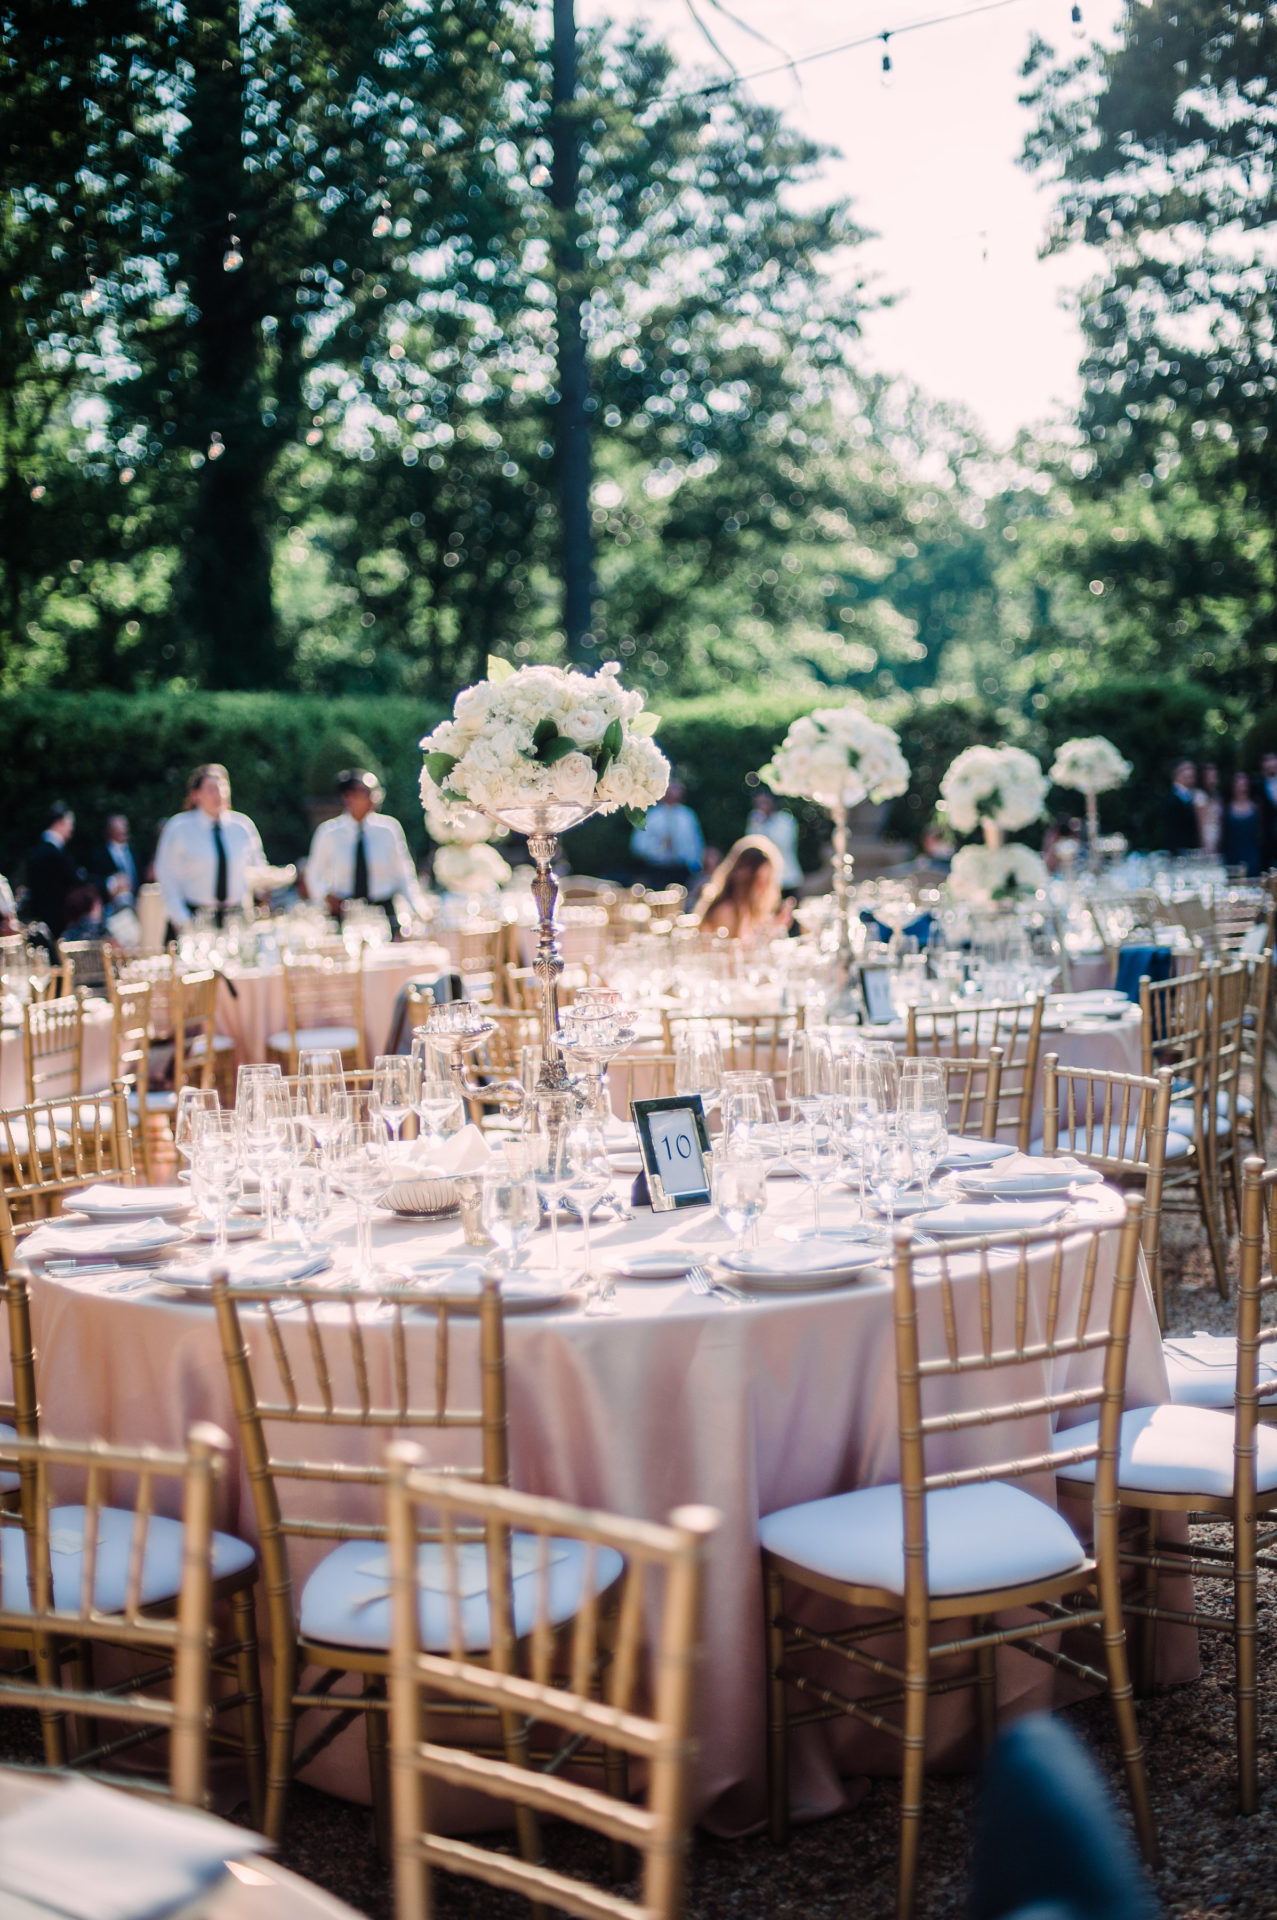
452,683 -> 494,733
565,705 -> 608,748
550,751 -> 599,806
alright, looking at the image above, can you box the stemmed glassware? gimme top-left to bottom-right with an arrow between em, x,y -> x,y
481,1146 -> 541,1276
295,1049 -> 347,1149
191,1110 -> 241,1258
712,1152 -> 767,1258
328,1119 -> 392,1285
788,1112 -> 843,1239
529,1126 -> 570,1275
371,1054 -> 419,1143
283,1161 -> 329,1256
237,1078 -> 293,1240
784,1030 -> 834,1121
673,1027 -> 724,1121
174,1087 -> 220,1175
411,1033 -> 464,1149
832,1054 -> 886,1229
562,1122 -> 614,1313
866,1128 -> 914,1233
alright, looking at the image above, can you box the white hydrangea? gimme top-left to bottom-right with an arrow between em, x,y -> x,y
759,706 -> 910,808
433,841 -> 512,894
420,657 -> 669,823
948,843 -> 1049,904
939,745 -> 1048,834
1049,736 -> 1132,795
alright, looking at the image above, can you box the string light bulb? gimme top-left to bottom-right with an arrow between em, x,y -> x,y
880,32 -> 893,86
222,237 -> 243,273
372,211 -> 391,238
1070,3 -> 1085,36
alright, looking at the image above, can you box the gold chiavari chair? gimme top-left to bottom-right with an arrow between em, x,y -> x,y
936,1048 -> 1004,1141
56,938 -> 110,994
0,1417 -> 263,1816
0,1083 -> 136,1255
1056,1153 -> 1277,1814
1039,1056 -> 1177,1327
1204,960 -> 1249,1226
22,990 -> 86,1107
384,1447 -> 717,1920
1240,947 -> 1273,1153
0,1262 -> 37,1510
1139,965 -> 1228,1294
1213,890 -> 1269,956
108,979 -> 157,1182
664,1009 -> 803,1082
266,951 -> 367,1074
213,1272 -> 626,1848
456,918 -> 514,1004
607,1050 -> 677,1119
905,996 -> 1044,1151
762,1203 -> 1156,1920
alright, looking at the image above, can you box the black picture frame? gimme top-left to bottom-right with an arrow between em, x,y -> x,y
630,1094 -> 713,1211
860,965 -> 897,1026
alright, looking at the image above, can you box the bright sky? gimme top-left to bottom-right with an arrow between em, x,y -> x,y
576,0 -> 1125,448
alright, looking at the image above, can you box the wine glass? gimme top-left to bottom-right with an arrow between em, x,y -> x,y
900,1107 -> 946,1204
481,1152 -> 541,1274
237,1080 -> 293,1241
174,1086 -> 220,1172
784,1030 -> 834,1121
867,1125 -> 914,1233
236,1062 -> 282,1110
411,1034 -> 464,1148
328,1120 -> 392,1285
832,1054 -> 885,1230
712,1152 -> 766,1258
371,1054 -> 419,1143
283,1162 -> 329,1255
529,1126 -> 570,1274
673,1027 -> 724,1120
788,1113 -> 843,1239
296,1049 -> 347,1149
562,1123 -> 614,1313
191,1110 -> 241,1258
860,1040 -> 900,1113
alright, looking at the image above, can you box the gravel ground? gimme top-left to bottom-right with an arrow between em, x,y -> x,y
4,1207 -> 1274,1917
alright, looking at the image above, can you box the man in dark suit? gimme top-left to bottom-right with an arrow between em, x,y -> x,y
1255,750 -> 1277,873
1161,758 -> 1200,854
24,800 -> 84,938
87,811 -> 139,919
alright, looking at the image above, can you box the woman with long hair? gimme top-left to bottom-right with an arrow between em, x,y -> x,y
693,835 -> 791,942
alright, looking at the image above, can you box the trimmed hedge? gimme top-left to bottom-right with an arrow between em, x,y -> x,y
0,676 -> 1235,888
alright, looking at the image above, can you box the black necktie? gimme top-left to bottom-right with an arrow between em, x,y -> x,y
212,819 -> 228,905
353,826 -> 368,901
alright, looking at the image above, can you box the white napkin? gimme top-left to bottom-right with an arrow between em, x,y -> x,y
23,1216 -> 179,1259
1163,1332 -> 1277,1380
153,1246 -> 332,1288
924,1199 -> 1071,1235
395,1263 -> 565,1304
415,1123 -> 494,1178
955,1154 -> 1102,1194
0,1775 -> 258,1920
67,1183 -> 190,1215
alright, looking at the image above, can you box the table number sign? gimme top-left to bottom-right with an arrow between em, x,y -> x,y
859,964 -> 896,1027
631,1095 -> 713,1211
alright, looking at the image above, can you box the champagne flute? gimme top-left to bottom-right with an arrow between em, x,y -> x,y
712,1152 -> 766,1258
237,1080 -> 293,1241
562,1123 -> 614,1313
371,1053 -> 419,1143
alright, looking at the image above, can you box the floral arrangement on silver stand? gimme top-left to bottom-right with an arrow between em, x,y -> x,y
758,706 -> 910,1016
419,658 -> 668,1116
1048,736 -> 1132,866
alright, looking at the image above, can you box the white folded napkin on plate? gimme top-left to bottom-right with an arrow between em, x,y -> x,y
955,1154 -> 1102,1194
67,1183 -> 191,1214
923,1199 -> 1071,1235
23,1216 -> 180,1258
153,1246 -> 333,1288
0,1775 -> 259,1920
414,1123 -> 494,1178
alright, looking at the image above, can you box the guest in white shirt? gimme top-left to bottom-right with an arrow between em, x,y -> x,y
154,763 -> 267,931
745,790 -> 803,888
629,780 -> 705,890
303,769 -> 429,939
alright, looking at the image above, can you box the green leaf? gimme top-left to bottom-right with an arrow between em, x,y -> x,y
422,752 -> 457,786
532,717 -> 558,754
595,741 -> 615,781
624,805 -> 649,829
540,735 -> 579,766
631,712 -> 661,736
486,654 -> 516,685
602,717 -> 624,758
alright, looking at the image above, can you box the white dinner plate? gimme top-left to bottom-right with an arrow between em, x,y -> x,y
609,1252 -> 695,1281
719,1237 -> 889,1290
68,1184 -> 194,1223
860,1190 -> 948,1219
182,1215 -> 265,1243
936,1139 -> 1017,1171
609,1152 -> 645,1175
392,1255 -> 573,1313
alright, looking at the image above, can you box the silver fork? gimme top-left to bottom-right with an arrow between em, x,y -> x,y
685,1264 -> 747,1306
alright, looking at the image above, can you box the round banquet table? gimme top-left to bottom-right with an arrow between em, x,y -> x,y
13,1172 -> 1193,1838
0,997 -> 115,1109
213,943 -> 451,1068
0,1767 -> 361,1920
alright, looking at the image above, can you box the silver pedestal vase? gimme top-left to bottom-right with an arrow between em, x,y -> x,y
827,796 -> 862,1019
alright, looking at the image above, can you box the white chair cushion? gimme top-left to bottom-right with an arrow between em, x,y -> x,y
1028,1126 -> 1193,1162
299,1534 -> 625,1653
1055,1404 -> 1277,1498
1167,1091 -> 1252,1139
0,1120 -> 69,1154
0,1422 -> 17,1495
128,1089 -> 179,1115
0,1504 -> 256,1613
267,1026 -> 358,1054
48,1100 -> 115,1132
1159,1333 -> 1273,1411
758,1481 -> 1086,1599
186,1034 -> 235,1057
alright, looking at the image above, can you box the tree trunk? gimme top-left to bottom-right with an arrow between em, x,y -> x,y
173,0 -> 281,688
550,0 -> 594,661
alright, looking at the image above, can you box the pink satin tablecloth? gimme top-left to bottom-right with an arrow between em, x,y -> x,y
15,1170 -> 1191,1838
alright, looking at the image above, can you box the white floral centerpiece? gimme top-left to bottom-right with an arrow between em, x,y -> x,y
759,706 -> 910,809
939,745 -> 1048,844
949,843 -> 1049,905
432,841 -> 512,895
1048,736 -> 1132,795
420,656 -> 668,832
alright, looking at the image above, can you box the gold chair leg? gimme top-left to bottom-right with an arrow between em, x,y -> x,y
1138,1515 -> 1159,1698
263,1642 -> 297,1844
974,1617 -> 996,1755
1237,1495 -> 1258,1815
896,1663 -> 929,1920
364,1680 -> 391,1863
1096,1564 -> 1159,1867
764,1562 -> 791,1846
229,1586 -> 267,1830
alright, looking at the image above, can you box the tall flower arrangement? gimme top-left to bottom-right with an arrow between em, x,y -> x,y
1048,736 -> 1132,795
420,657 -> 669,826
759,706 -> 910,808
949,843 -> 1048,905
939,745 -> 1048,842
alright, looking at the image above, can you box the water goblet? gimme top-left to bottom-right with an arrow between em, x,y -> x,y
328,1120 -> 392,1285
789,1113 -> 843,1239
283,1162 -> 329,1256
174,1086 -> 219,1170
899,1107 -> 947,1204
712,1152 -> 766,1258
371,1053 -> 419,1142
481,1154 -> 541,1275
411,1034 -> 464,1147
191,1110 -> 241,1258
295,1049 -> 347,1148
867,1125 -> 914,1232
